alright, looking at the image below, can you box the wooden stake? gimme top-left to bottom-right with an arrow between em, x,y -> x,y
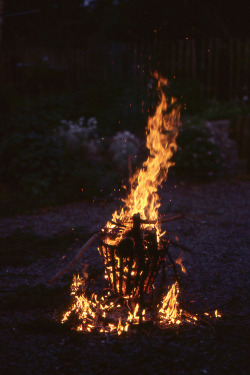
48,233 -> 100,284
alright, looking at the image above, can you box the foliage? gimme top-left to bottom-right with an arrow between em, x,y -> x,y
173,118 -> 224,179
0,75 -> 248,215
166,79 -> 206,115
0,132 -> 64,196
56,116 -> 101,154
0,90 -> 129,212
108,131 -> 141,169
204,99 -> 249,121
0,77 -> 150,204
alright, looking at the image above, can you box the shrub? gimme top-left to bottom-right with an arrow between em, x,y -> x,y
56,116 -> 102,157
108,130 -> 141,170
0,110 -> 122,206
173,118 -> 224,179
204,99 -> 249,121
0,132 -> 64,197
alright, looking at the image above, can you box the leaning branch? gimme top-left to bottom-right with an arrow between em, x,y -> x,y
140,214 -> 185,225
48,233 -> 100,285
168,240 -> 192,253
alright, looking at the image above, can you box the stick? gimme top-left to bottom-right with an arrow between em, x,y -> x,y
110,220 -> 127,228
196,315 -> 217,335
168,240 -> 192,253
140,214 -> 185,225
48,233 -> 100,284
160,214 -> 185,223
94,302 -> 101,328
165,248 -> 180,282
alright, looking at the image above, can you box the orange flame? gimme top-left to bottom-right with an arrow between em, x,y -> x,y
62,74 -> 196,334
108,73 -> 181,237
158,282 -> 182,324
176,252 -> 187,274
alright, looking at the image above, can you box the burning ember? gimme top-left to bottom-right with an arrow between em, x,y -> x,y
60,74 -> 221,334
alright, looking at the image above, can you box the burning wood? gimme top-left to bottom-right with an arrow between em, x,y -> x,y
99,213 -> 168,300
60,73 -> 221,334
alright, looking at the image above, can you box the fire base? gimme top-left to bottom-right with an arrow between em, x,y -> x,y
99,214 -> 169,307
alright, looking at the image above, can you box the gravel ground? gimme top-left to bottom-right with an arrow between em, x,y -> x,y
0,177 -> 249,375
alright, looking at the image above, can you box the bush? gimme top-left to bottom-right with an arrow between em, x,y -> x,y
204,99 -> 249,121
56,116 -> 102,155
173,118 -> 224,179
0,106 -> 124,208
108,130 -> 141,170
2,77 -> 245,214
0,132 -> 64,197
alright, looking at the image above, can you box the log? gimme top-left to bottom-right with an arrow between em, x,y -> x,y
48,233 -> 100,284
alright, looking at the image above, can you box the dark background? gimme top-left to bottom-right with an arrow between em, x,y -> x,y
0,4 -> 249,375
0,0 -> 249,213
3,0 -> 249,42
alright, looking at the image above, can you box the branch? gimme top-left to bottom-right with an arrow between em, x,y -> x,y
48,233 -> 100,285
168,240 -> 192,253
140,214 -> 185,225
160,214 -> 185,224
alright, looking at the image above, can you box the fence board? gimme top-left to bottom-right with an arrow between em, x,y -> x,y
0,38 -> 249,100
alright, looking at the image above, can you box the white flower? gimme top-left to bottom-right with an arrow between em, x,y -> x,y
78,117 -> 85,126
109,131 -> 140,168
87,117 -> 98,127
57,116 -> 100,155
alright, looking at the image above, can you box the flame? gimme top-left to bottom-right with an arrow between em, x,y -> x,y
108,72 -> 181,237
176,252 -> 187,274
61,273 -> 145,334
214,309 -> 222,318
61,74 -> 221,334
158,282 -> 181,324
62,74 -> 183,333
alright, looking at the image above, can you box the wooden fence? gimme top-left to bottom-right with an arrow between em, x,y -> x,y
1,38 -> 249,100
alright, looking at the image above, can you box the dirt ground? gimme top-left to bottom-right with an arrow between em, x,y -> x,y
0,177 -> 249,375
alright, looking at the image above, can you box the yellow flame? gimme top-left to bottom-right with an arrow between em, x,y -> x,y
159,282 -> 181,324
62,74 -> 183,333
107,73 -> 181,237
176,252 -> 187,274
62,274 -> 221,333
214,309 -> 222,318
62,74 -> 220,334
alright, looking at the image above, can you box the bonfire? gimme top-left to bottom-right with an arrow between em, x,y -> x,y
49,73 -> 221,334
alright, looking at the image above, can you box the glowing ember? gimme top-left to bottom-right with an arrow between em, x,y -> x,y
62,74 -> 221,334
